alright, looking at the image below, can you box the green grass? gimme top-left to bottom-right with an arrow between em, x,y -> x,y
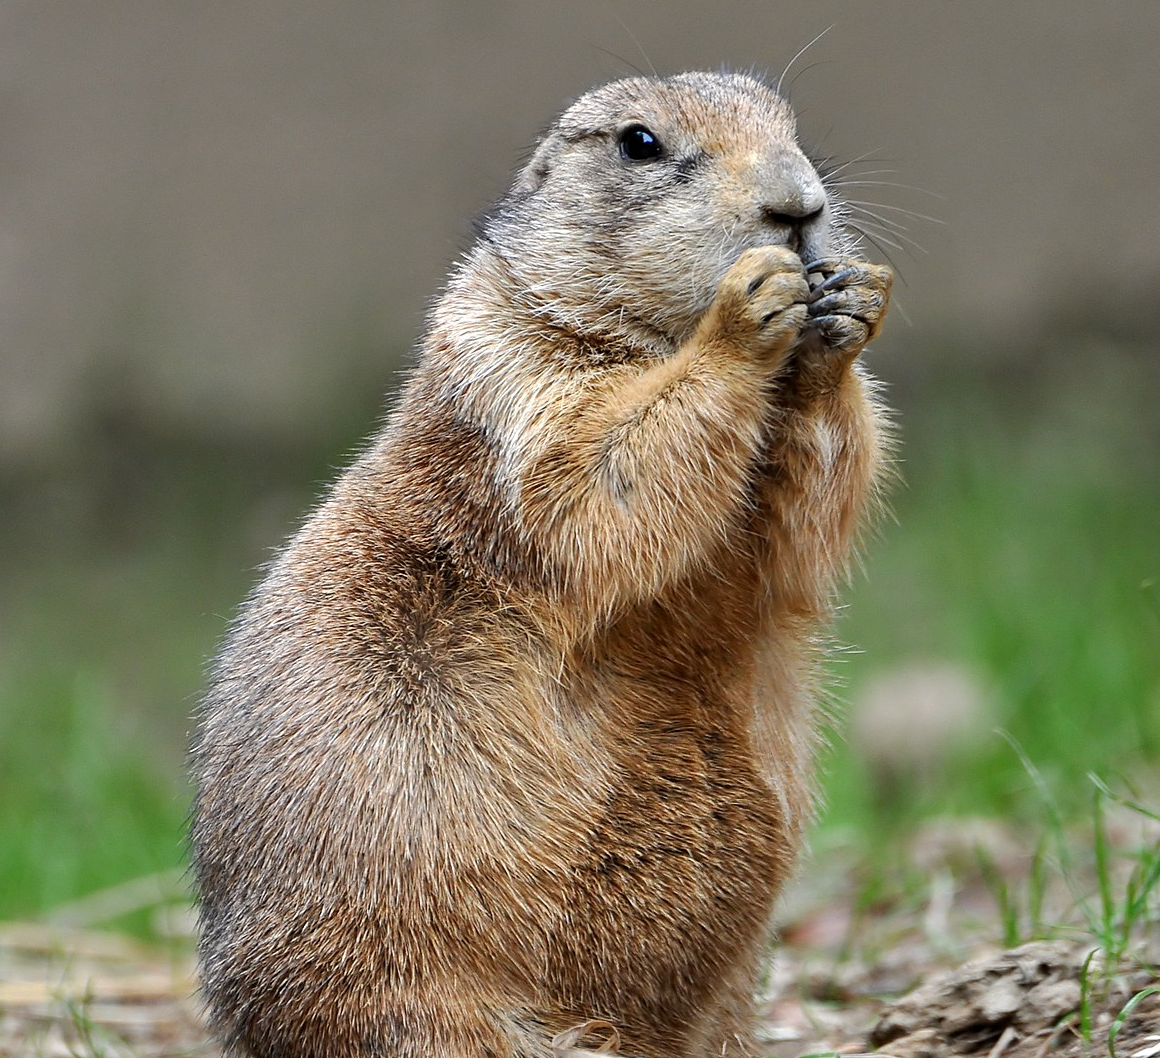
0,389 -> 378,927
0,668 -> 183,913
0,340 -> 1157,933
820,349 -> 1160,831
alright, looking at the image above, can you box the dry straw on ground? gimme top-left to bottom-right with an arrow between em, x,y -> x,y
2,817 -> 1156,1058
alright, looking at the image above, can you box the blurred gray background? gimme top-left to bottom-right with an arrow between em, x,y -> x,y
3,0 -> 1157,464
2,1 -> 1159,920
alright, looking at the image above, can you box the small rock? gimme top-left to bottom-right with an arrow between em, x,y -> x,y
1023,978 -> 1082,1023
979,977 -> 1023,1021
874,1027 -> 944,1058
871,941 -> 1085,1048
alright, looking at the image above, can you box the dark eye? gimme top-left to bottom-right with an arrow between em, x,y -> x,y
618,124 -> 663,162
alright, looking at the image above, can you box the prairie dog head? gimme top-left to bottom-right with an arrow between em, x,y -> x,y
480,71 -> 854,348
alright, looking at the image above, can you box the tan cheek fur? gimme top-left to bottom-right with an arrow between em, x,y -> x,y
191,71 -> 892,1058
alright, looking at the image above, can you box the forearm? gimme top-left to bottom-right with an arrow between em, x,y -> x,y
757,364 -> 889,618
517,337 -> 772,619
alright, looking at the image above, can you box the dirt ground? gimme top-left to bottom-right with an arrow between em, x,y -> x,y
1,817 -> 1157,1058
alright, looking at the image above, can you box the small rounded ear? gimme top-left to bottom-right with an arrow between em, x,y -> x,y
512,131 -> 563,195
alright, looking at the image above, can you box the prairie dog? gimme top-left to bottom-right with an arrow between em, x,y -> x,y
191,71 -> 892,1058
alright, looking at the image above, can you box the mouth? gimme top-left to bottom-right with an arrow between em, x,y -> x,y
755,227 -> 806,258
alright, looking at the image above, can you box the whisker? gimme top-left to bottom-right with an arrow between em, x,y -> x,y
829,179 -> 945,199
851,224 -> 906,254
590,45 -> 648,78
844,199 -> 946,226
826,168 -> 901,181
776,25 -> 834,96
817,150 -> 890,179
847,223 -> 907,280
786,60 -> 836,98
808,124 -> 839,158
610,14 -> 657,77
848,215 -> 929,255
845,203 -> 913,233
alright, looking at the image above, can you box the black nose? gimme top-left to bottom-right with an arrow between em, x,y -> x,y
760,203 -> 825,229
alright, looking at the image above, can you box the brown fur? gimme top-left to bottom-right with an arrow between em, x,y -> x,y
191,71 -> 892,1058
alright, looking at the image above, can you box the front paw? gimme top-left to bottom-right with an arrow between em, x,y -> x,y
704,246 -> 810,365
804,259 -> 893,359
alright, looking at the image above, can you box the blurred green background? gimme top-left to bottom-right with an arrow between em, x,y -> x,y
1,2 -> 1157,929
